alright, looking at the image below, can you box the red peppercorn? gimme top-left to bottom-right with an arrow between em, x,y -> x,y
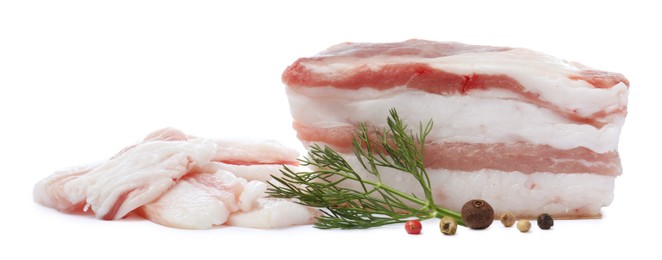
404,220 -> 422,234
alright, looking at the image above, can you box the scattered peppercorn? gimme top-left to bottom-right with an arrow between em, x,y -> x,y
537,213 -> 554,230
461,199 -> 494,229
517,220 -> 531,232
500,212 -> 516,227
404,220 -> 422,234
439,216 -> 457,235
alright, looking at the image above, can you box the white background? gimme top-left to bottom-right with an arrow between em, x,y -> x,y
1,0 -> 659,259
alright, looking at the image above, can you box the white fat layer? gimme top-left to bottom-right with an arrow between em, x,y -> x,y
211,163 -> 289,182
326,154 -> 614,217
210,139 -> 299,163
227,199 -> 317,229
64,139 -> 217,220
287,88 -> 624,153
140,180 -> 231,230
239,181 -> 267,212
303,48 -> 629,118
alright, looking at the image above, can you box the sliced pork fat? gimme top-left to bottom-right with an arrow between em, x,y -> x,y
34,128 -> 316,229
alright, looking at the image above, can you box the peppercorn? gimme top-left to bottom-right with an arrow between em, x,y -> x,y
404,220 -> 422,234
439,216 -> 457,235
500,212 -> 516,227
517,220 -> 531,232
461,199 -> 494,229
537,213 -> 554,230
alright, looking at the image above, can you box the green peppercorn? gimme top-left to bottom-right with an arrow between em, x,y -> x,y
500,212 -> 516,227
517,220 -> 531,232
461,199 -> 494,229
439,216 -> 457,235
537,213 -> 554,230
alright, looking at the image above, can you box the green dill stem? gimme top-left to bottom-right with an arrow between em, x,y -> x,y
267,108 -> 464,228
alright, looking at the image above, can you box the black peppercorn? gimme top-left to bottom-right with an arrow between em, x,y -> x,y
537,213 -> 554,230
461,199 -> 494,229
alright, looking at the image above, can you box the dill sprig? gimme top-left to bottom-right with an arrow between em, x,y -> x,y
267,109 -> 463,229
